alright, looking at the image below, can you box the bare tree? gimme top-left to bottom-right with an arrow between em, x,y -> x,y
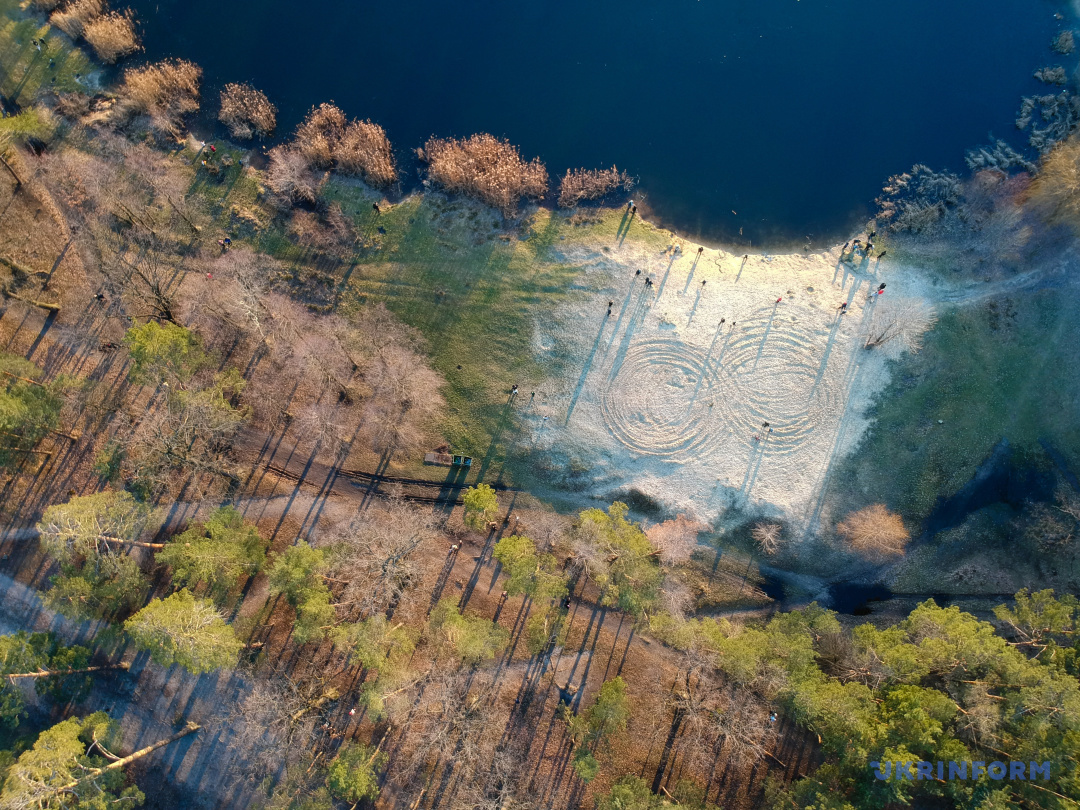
362,343 -> 446,458
266,146 -> 321,205
646,514 -> 706,565
321,497 -> 442,620
752,522 -> 782,556
836,504 -> 910,559
863,299 -> 937,352
229,669 -> 337,781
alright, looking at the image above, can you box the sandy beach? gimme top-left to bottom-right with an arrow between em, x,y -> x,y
520,228 -> 933,531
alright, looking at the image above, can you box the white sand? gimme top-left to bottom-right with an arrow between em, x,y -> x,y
522,232 -> 929,532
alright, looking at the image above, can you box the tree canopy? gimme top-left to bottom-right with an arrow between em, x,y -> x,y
125,589 -> 242,674
462,483 -> 499,530
156,505 -> 267,603
0,351 -> 64,469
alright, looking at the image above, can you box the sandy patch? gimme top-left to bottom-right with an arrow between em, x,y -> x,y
521,235 -> 926,530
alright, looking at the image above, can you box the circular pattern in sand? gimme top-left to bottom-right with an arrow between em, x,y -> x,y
711,308 -> 841,459
600,339 -> 723,459
600,309 -> 842,463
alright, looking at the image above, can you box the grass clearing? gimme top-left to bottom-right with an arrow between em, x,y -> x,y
833,288 -> 1080,524
0,0 -> 94,107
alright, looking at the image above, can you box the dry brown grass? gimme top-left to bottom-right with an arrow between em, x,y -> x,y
294,103 -> 345,168
334,119 -> 396,187
1027,134 -> 1080,228
557,165 -> 633,208
115,59 -> 201,136
288,104 -> 396,187
218,83 -> 277,140
420,133 -> 548,216
83,10 -> 139,64
50,0 -> 103,38
836,504 -> 909,559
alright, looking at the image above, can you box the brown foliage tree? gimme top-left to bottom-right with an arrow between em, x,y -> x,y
50,0 -> 103,38
1028,133 -> 1080,227
333,119 -> 397,187
420,133 -> 548,216
82,10 -> 139,63
557,166 -> 633,208
116,59 -> 201,136
218,83 -> 277,140
294,103 -> 346,168
836,504 -> 909,558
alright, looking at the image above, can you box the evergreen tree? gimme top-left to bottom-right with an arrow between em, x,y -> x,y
326,741 -> 387,804
37,491 -> 155,621
0,351 -> 64,469
567,677 -> 630,781
428,598 -> 509,665
268,541 -> 334,644
156,505 -> 267,602
462,483 -> 499,530
123,320 -> 211,387
574,503 -> 662,619
125,589 -> 243,674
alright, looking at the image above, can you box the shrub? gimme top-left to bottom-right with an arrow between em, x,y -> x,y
295,103 -> 345,168
334,119 -> 396,187
116,58 -> 201,136
266,145 -> 320,204
836,504 -> 909,558
420,133 -> 548,216
557,165 -> 633,208
1028,133 -> 1080,227
50,0 -> 103,38
83,10 -> 139,63
218,82 -> 277,140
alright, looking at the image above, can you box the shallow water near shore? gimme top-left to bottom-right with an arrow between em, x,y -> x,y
132,0 -> 1062,244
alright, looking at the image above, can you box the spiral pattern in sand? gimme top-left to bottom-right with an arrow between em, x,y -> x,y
710,308 -> 841,462
600,339 -> 724,459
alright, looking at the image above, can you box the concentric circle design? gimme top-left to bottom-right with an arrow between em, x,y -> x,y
710,308 -> 841,461
600,308 -> 842,464
600,340 -> 724,459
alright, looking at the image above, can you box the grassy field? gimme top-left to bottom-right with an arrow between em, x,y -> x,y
830,286 -> 1080,525
0,0 -> 93,108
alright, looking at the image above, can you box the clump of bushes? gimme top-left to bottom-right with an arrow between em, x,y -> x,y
50,0 -> 103,37
336,119 -> 396,187
288,103 -> 397,188
115,59 -> 201,136
420,133 -> 548,216
82,10 -> 139,63
50,0 -> 139,63
218,83 -> 277,140
557,165 -> 633,208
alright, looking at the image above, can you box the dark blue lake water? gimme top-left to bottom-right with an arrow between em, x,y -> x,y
129,0 -> 1066,246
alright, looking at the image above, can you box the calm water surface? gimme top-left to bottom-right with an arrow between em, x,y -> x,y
129,0 -> 1066,245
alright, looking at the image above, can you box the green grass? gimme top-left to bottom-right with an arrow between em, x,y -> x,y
0,0 -> 93,108
834,289 -> 1080,524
